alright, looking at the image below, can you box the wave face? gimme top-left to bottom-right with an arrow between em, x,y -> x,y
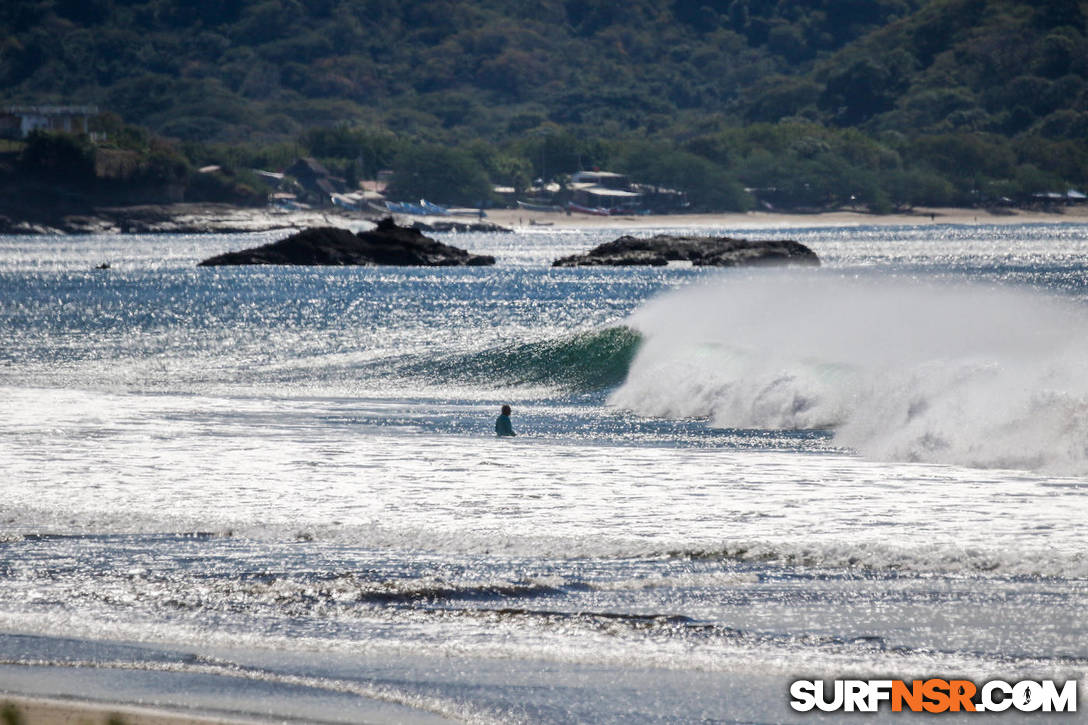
398,326 -> 642,393
610,271 -> 1088,473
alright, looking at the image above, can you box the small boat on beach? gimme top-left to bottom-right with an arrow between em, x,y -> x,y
517,200 -> 565,213
568,202 -> 611,216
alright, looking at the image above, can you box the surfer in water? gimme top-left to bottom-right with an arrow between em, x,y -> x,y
495,404 -> 516,437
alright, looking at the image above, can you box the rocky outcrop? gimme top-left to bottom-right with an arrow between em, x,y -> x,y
552,234 -> 820,267
0,201 -> 383,235
198,218 -> 496,267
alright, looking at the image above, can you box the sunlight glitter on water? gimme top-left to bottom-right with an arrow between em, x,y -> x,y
5,387 -> 1086,579
3,225 -> 1088,723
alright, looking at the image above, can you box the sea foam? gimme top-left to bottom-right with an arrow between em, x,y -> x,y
610,270 -> 1088,473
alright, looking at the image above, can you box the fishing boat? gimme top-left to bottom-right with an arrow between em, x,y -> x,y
567,202 -> 611,216
516,200 -> 564,213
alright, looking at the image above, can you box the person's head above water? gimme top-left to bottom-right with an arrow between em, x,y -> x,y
501,404 -> 511,415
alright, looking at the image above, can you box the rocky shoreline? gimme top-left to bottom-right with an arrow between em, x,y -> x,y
0,203 -> 378,235
0,202 -> 511,236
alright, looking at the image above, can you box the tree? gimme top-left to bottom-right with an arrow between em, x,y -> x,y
1033,0 -> 1085,31
386,144 -> 493,206
821,53 -> 912,125
884,167 -> 956,208
300,125 -> 399,175
615,142 -> 752,211
19,131 -> 97,184
138,147 -> 191,186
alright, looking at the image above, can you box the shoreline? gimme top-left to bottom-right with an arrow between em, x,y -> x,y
486,205 -> 1088,231
0,695 -> 272,725
2,202 -> 1087,236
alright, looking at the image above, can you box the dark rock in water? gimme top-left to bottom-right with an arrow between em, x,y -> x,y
198,217 -> 496,267
410,219 -> 511,233
552,234 -> 820,268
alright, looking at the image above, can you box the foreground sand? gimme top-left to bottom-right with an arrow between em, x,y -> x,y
484,205 -> 1088,231
0,697 -> 268,725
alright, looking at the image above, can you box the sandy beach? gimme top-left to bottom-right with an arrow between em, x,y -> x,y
0,696 -> 271,725
484,205 -> 1088,231
6,200 -> 1086,236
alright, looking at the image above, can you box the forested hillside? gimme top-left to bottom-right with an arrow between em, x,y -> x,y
1,0 -> 1086,211
0,0 -> 924,141
758,0 -> 1088,135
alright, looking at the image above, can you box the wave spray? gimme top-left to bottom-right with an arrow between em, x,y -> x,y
610,271 -> 1088,473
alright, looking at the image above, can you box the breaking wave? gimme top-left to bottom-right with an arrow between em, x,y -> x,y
610,271 -> 1088,474
397,325 -> 642,392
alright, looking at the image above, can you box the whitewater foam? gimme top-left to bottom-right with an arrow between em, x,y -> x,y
611,271 -> 1088,473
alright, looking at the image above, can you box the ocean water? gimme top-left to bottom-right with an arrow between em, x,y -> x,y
2,222 -> 1088,723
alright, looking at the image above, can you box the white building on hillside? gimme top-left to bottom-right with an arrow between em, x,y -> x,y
0,105 -> 100,139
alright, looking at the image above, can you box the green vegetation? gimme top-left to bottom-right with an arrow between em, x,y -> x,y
387,144 -> 493,207
19,129 -> 96,182
1,0 -> 1085,211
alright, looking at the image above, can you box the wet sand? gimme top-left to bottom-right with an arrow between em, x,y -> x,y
0,696 -> 269,725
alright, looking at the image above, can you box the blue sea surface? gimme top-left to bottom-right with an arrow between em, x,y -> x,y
1,223 -> 1088,723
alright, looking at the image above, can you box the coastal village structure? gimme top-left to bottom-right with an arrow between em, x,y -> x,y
568,170 -> 643,213
507,169 -> 686,215
0,105 -> 100,140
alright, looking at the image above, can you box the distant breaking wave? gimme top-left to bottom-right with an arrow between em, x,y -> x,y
395,326 -> 642,393
610,271 -> 1088,474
